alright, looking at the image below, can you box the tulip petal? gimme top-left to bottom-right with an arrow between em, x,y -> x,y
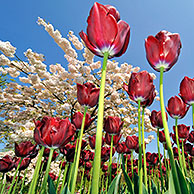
88,88 -> 100,107
87,2 -> 118,51
77,83 -> 88,106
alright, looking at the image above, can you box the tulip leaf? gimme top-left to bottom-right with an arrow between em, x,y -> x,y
175,160 -> 189,194
168,170 -> 176,194
189,178 -> 194,193
134,173 -> 148,194
121,154 -> 134,194
151,180 -> 158,194
107,171 -> 122,194
60,183 -> 71,194
48,175 -> 56,194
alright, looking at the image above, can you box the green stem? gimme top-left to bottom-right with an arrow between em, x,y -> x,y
70,106 -> 88,194
159,67 -> 181,194
175,118 -> 184,175
181,140 -> 187,176
138,100 -> 143,194
28,146 -> 45,194
56,157 -> 65,192
8,157 -> 23,194
91,52 -> 109,194
80,167 -> 85,192
0,178 -> 6,194
131,151 -> 134,183
157,128 -> 164,193
41,148 -> 54,194
12,171 -> 21,194
0,173 -> 4,191
108,134 -> 114,185
142,107 -> 148,190
60,163 -> 69,194
19,168 -> 27,194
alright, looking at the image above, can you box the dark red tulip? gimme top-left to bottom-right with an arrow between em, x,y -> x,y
190,148 -> 194,156
77,82 -> 100,108
15,141 -> 37,158
166,96 -> 189,119
72,112 -> 94,131
49,172 -> 58,181
184,143 -> 193,153
171,133 -> 184,145
173,124 -> 190,139
150,110 -> 168,129
0,155 -> 14,173
102,164 -> 108,172
34,116 -> 76,148
145,30 -> 181,72
122,142 -> 131,154
105,133 -> 122,145
116,142 -> 124,154
123,71 -> 155,104
81,150 -> 91,162
79,2 -> 130,58
101,146 -> 115,162
88,135 -> 104,149
60,160 -> 66,169
173,147 -> 179,158
125,135 -> 138,150
85,162 -> 92,171
179,76 -> 194,105
89,151 -> 94,161
14,157 -> 31,171
188,131 -> 194,143
159,130 -> 166,144
150,153 -> 161,166
140,88 -> 156,107
146,152 -> 152,163
104,116 -> 123,134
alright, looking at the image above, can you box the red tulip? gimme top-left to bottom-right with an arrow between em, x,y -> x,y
123,71 -> 155,104
34,116 -> 76,148
77,82 -> 100,108
14,157 -> 31,171
60,144 -> 75,163
0,155 -> 14,173
15,141 -> 37,158
79,2 -> 130,58
166,96 -> 189,119
145,30 -> 181,72
188,131 -> 194,143
184,143 -> 193,153
105,133 -> 122,145
85,162 -> 92,171
179,76 -> 194,105
101,146 -> 115,162
150,110 -> 168,129
89,135 -> 104,149
159,130 -> 166,144
72,112 -> 94,131
49,172 -> 58,181
115,142 -> 124,154
125,135 -> 138,150
104,116 -> 123,134
173,124 -> 190,139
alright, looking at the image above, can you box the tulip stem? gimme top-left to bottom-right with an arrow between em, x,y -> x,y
40,148 -> 54,194
181,140 -> 187,176
28,146 -> 44,194
56,157 -> 65,192
20,168 -> 27,194
142,107 -> 148,190
91,52 -> 109,194
157,128 -> 164,193
70,106 -> 88,194
60,163 -> 69,194
137,100 -> 143,194
8,157 -> 23,194
108,134 -> 114,185
159,67 -> 181,194
174,118 -> 184,174
131,150 -> 134,183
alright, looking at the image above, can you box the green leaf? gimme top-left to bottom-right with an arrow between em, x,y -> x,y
107,172 -> 122,194
189,178 -> 194,194
168,170 -> 176,194
151,180 -> 158,194
121,154 -> 134,194
134,173 -> 148,194
60,183 -> 71,194
175,160 -> 189,194
48,175 -> 56,194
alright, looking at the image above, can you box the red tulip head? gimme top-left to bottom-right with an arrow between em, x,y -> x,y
77,82 -> 100,108
166,96 -> 189,119
125,135 -> 138,151
124,71 -> 155,105
79,2 -> 130,58
145,30 -> 181,72
34,116 -> 76,148
150,110 -> 167,129
188,131 -> 194,143
0,155 -> 14,173
179,76 -> 194,105
104,116 -> 123,135
173,124 -> 190,140
105,133 -> 122,145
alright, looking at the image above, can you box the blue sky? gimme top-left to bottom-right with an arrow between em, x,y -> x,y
0,0 -> 194,152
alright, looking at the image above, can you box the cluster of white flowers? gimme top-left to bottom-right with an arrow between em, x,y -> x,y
0,17 -> 157,148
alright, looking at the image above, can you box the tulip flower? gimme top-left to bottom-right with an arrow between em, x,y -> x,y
104,116 -> 123,134
179,76 -> 194,105
0,155 -> 14,173
14,157 -> 31,171
34,116 -> 76,148
125,135 -> 138,151
105,132 -> 122,145
166,96 -> 189,119
77,82 -> 100,108
188,131 -> 194,143
79,2 -> 130,59
48,172 -> 58,181
159,130 -> 166,144
173,124 -> 190,140
123,71 -> 155,104
145,30 -> 181,72
15,141 -> 37,158
150,110 -> 168,129
72,111 -> 94,131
